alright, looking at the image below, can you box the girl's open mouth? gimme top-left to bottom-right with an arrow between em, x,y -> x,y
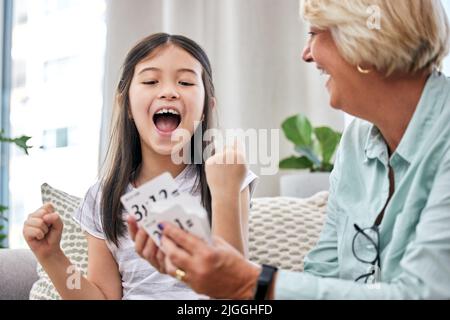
153,108 -> 182,133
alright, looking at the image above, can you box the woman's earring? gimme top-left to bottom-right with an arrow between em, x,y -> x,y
357,65 -> 371,74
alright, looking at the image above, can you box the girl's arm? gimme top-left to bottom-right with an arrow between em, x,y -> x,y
206,145 -> 249,256
211,187 -> 250,256
24,204 -> 122,299
130,146 -> 251,269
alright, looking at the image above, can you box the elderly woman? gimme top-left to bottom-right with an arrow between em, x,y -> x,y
130,0 -> 450,299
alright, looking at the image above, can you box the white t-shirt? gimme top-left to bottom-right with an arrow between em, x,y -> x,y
73,166 -> 258,300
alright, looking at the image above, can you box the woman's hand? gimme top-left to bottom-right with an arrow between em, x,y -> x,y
23,203 -> 64,261
205,143 -> 248,197
160,222 -> 261,299
127,215 -> 172,274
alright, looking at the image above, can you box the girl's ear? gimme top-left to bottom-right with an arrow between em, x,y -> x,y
201,97 -> 216,121
127,107 -> 134,120
209,97 -> 217,110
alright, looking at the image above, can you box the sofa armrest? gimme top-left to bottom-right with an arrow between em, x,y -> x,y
0,249 -> 38,300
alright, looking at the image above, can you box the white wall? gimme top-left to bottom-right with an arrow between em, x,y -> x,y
100,0 -> 346,197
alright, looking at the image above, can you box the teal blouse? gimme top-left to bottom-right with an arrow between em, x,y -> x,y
275,72 -> 450,299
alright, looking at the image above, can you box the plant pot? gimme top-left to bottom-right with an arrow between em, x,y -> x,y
280,172 -> 330,198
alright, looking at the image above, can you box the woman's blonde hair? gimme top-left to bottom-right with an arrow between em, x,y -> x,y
301,0 -> 450,76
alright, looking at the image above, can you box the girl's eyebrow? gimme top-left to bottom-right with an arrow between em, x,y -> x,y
138,67 -> 199,76
177,68 -> 200,76
138,67 -> 160,75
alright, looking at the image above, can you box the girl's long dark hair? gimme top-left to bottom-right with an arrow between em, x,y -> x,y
101,33 -> 215,247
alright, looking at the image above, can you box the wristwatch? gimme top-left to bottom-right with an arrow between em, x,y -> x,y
254,264 -> 278,300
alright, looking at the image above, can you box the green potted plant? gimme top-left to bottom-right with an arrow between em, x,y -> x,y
0,130 -> 31,248
279,114 -> 342,198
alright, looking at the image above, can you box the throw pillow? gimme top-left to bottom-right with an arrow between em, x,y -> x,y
29,183 -> 87,300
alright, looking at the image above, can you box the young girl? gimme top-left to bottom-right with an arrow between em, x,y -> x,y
23,33 -> 257,300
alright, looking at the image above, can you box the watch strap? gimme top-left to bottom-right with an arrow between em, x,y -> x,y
254,264 -> 278,300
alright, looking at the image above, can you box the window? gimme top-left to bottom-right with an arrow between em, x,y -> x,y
5,0 -> 106,248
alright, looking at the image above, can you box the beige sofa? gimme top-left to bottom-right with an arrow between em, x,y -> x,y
0,184 -> 327,300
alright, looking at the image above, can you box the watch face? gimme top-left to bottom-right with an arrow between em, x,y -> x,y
261,267 -> 274,282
